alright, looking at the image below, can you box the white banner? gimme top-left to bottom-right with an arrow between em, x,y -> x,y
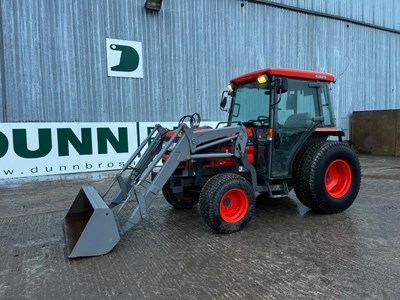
0,121 -> 218,179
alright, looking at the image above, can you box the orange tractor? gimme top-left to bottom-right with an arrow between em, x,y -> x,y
64,68 -> 361,258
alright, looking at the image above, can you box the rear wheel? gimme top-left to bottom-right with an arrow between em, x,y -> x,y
295,141 -> 361,213
289,137 -> 327,187
162,186 -> 200,209
199,173 -> 255,233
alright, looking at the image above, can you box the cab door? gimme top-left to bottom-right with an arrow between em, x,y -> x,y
270,78 -> 321,178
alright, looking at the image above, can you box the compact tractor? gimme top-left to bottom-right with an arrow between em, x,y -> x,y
64,68 -> 361,258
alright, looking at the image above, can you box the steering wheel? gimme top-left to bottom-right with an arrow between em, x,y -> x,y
257,116 -> 269,126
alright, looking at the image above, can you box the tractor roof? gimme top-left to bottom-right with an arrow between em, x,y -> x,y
230,68 -> 335,84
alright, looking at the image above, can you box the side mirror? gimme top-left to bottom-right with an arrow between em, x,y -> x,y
275,78 -> 288,94
220,96 -> 227,110
220,90 -> 230,111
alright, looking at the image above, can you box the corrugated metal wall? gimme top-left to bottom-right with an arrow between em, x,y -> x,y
262,0 -> 400,30
1,0 -> 399,132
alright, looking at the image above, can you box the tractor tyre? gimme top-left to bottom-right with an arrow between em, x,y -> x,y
289,136 -> 328,187
295,141 -> 361,213
162,186 -> 200,209
199,173 -> 255,233
291,141 -> 327,208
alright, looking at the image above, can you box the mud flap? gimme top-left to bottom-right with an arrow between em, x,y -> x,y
64,185 -> 120,258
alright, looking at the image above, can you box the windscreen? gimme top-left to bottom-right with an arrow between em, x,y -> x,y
231,81 -> 271,124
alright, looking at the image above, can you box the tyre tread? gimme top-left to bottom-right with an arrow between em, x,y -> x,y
295,141 -> 361,213
199,173 -> 255,233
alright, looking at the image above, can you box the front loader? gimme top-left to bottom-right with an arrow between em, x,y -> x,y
64,67 -> 361,258
64,122 -> 252,257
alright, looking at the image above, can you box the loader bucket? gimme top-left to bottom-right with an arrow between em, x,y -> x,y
64,185 -> 120,258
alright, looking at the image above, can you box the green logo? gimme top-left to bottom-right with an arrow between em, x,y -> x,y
110,44 -> 140,72
106,39 -> 143,78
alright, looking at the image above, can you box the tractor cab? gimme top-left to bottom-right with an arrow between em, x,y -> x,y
224,68 -> 338,181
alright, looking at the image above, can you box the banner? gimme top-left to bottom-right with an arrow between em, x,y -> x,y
0,122 -> 218,179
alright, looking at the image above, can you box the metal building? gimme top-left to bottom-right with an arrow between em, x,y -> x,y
1,0 -> 400,131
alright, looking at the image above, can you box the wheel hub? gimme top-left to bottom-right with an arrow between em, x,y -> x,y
324,159 -> 352,198
219,188 -> 248,223
223,197 -> 232,207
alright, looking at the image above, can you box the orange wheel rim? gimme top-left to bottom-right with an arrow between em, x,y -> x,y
219,188 -> 248,223
325,159 -> 352,198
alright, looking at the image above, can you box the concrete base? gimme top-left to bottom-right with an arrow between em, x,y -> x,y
0,155 -> 400,299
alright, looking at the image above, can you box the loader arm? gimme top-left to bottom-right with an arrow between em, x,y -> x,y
64,123 -> 254,258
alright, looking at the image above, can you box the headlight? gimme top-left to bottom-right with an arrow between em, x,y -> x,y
257,75 -> 267,84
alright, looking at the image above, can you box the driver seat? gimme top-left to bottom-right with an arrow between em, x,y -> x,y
284,112 -> 312,128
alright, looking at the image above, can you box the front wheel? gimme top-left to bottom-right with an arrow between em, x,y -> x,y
199,173 -> 255,233
295,142 -> 361,213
